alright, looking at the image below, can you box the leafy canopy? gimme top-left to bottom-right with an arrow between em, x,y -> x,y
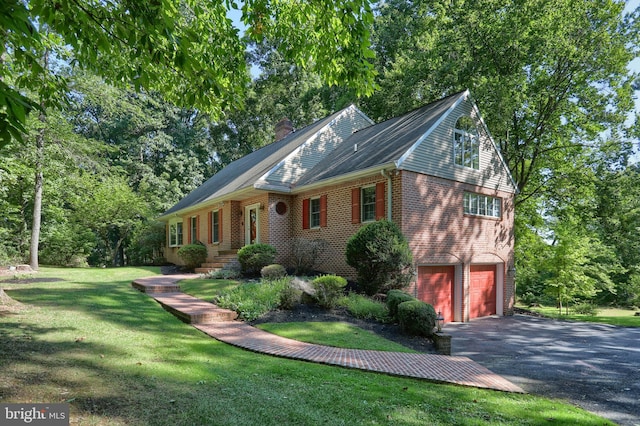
0,0 -> 377,148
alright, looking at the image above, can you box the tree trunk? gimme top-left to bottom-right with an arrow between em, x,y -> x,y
28,113 -> 45,271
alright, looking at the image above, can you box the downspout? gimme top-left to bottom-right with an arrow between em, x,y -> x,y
380,169 -> 393,221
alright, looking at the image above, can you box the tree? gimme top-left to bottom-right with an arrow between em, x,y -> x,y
1,0 -> 377,148
73,176 -> 149,266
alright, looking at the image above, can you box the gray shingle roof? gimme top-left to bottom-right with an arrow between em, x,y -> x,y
161,107 -> 350,217
295,91 -> 465,186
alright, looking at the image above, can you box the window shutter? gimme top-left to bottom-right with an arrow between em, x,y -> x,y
375,182 -> 385,220
320,194 -> 327,227
166,223 -> 170,246
196,215 -> 200,241
351,188 -> 360,224
302,199 -> 310,229
208,212 -> 213,244
186,220 -> 191,244
219,208 -> 223,242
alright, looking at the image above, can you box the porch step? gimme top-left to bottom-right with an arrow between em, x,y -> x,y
196,250 -> 240,274
150,293 -> 238,323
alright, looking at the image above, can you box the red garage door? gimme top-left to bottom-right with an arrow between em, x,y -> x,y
417,266 -> 454,323
470,265 -> 496,319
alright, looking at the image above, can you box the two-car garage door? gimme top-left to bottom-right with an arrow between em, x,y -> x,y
417,264 -> 497,322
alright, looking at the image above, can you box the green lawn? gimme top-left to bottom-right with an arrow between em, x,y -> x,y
517,304 -> 640,327
0,267 -> 615,425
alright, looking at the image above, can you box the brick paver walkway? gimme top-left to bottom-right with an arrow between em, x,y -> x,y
132,275 -> 524,393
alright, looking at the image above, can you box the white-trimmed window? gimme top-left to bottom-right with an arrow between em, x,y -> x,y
454,116 -> 479,170
361,186 -> 376,222
464,192 -> 501,218
169,220 -> 183,247
310,197 -> 321,228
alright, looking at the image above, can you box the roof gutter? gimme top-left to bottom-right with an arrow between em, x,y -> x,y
290,162 -> 398,195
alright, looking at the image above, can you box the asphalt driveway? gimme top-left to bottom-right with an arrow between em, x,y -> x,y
444,315 -> 640,426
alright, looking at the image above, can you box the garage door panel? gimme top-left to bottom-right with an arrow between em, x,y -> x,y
470,265 -> 496,319
417,266 -> 454,323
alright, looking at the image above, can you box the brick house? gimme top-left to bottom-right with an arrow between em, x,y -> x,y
158,90 -> 517,322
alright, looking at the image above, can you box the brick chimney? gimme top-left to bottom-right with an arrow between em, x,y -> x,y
275,118 -> 294,141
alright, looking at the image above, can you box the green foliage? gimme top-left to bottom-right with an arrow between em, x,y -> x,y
237,243 -> 277,276
312,275 -> 347,309
177,242 -> 207,270
345,220 -> 414,296
340,293 -> 392,323
397,300 -> 437,337
278,284 -> 302,310
2,0 -> 377,148
386,289 -> 416,319
126,221 -> 167,266
261,264 -> 287,281
573,303 -> 599,316
214,277 -> 290,321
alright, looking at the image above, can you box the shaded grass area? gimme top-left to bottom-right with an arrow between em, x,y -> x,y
256,322 -> 416,353
518,304 -> 640,327
0,268 -> 614,425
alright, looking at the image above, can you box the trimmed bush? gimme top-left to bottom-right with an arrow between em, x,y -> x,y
177,242 -> 207,270
237,243 -> 277,276
261,264 -> 287,280
397,300 -> 437,337
312,275 -> 347,309
386,289 -> 416,319
345,220 -> 414,296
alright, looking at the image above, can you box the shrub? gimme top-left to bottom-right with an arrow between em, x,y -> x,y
345,220 -> 414,296
340,293 -> 392,323
397,300 -> 437,337
312,275 -> 347,309
214,277 -> 290,321
177,242 -> 207,270
573,303 -> 599,316
386,289 -> 416,319
292,238 -> 329,274
237,244 -> 277,276
202,267 -> 242,280
261,264 -> 287,280
279,284 -> 302,310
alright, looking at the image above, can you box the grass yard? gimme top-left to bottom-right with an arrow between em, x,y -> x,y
517,304 -> 640,327
0,267 -> 615,425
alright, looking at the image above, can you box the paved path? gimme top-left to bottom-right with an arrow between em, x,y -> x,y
132,275 -> 523,393
445,315 -> 640,426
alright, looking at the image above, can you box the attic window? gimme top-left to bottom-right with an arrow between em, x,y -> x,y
454,116 -> 479,170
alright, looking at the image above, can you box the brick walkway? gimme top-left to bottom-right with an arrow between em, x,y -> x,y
132,275 -> 524,393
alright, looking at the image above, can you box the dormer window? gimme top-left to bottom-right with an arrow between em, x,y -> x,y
454,116 -> 479,169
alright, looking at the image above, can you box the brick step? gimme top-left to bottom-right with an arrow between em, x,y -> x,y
200,262 -> 226,268
151,293 -> 238,324
132,280 -> 180,294
194,267 -> 221,274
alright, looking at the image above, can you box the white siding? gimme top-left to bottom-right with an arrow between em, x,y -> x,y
262,106 -> 372,186
400,98 -> 516,194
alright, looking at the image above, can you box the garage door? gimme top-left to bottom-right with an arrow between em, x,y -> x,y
417,266 -> 454,323
470,265 -> 496,319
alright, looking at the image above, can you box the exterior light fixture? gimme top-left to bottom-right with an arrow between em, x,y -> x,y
436,311 -> 444,333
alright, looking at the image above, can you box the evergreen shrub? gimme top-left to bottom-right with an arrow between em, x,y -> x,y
261,264 -> 287,280
177,242 -> 207,270
312,275 -> 347,309
345,220 -> 414,295
237,243 -> 277,276
386,289 -> 416,319
397,300 -> 437,337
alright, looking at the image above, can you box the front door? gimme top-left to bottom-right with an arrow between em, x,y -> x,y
245,205 -> 260,245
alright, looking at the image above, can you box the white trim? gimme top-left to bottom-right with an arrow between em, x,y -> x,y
496,263 -> 504,317
244,203 -> 261,245
395,90 -> 468,169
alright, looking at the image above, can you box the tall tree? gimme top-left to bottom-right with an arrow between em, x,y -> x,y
1,0 -> 377,147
